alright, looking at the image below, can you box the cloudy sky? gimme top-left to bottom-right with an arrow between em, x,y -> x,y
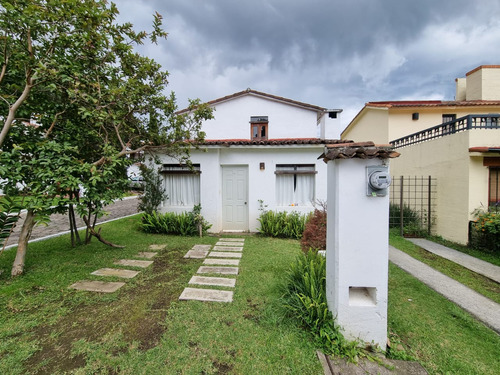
117,0 -> 500,136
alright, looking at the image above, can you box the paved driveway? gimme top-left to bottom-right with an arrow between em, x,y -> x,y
5,196 -> 140,247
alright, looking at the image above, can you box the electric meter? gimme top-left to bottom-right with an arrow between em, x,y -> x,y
366,166 -> 391,197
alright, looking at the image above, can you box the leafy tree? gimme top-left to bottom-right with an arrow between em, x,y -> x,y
0,0 -> 214,276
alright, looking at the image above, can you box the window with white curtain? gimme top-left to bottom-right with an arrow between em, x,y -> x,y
275,164 -> 316,206
161,164 -> 200,206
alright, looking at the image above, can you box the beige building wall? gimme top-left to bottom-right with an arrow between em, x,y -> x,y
391,129 -> 499,244
391,132 -> 471,244
465,66 -> 500,101
341,107 -> 389,143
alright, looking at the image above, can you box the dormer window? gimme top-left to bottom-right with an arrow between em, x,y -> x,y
250,116 -> 268,140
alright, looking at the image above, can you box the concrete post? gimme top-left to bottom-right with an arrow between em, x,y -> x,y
322,143 -> 398,349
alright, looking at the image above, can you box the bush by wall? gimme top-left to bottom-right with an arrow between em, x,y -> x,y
282,251 -> 363,360
301,208 -> 327,252
470,209 -> 500,253
140,205 -> 211,236
257,210 -> 309,239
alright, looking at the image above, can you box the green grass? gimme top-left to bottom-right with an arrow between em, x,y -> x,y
388,263 -> 500,375
1,218 -> 499,374
0,217 -> 321,374
390,230 -> 500,304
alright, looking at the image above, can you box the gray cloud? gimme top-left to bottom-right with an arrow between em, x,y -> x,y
117,0 -> 500,135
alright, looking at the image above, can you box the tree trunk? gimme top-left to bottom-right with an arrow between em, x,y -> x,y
81,214 -> 125,249
68,203 -> 81,247
11,209 -> 35,277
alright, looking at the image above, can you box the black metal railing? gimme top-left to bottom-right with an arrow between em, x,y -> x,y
391,114 -> 500,148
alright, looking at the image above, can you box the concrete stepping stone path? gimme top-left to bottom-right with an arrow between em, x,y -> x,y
179,287 -> 233,303
114,259 -> 153,268
197,266 -> 239,275
91,268 -> 140,279
192,244 -> 212,251
137,252 -> 157,259
216,241 -> 244,247
208,251 -> 242,258
149,244 -> 167,251
184,250 -> 209,259
213,245 -> 243,252
179,238 -> 245,303
203,258 -> 240,266
69,280 -> 126,293
189,275 -> 236,288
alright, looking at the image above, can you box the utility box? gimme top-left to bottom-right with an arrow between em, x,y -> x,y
321,142 -> 399,349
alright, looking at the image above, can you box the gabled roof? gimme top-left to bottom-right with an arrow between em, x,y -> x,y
365,100 -> 500,108
177,88 -> 327,114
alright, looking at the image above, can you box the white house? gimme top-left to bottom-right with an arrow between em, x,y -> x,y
152,89 -> 345,233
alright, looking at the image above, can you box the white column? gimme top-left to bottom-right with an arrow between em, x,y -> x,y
326,158 -> 390,348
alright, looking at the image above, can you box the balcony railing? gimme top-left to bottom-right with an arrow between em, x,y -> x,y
390,114 -> 500,148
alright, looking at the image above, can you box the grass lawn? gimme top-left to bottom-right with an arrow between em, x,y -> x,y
0,215 -> 321,374
0,216 -> 499,374
389,229 -> 500,304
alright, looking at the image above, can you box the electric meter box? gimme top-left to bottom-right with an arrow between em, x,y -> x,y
366,165 -> 391,197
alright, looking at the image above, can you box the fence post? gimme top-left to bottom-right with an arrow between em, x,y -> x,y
400,176 -> 404,237
428,176 -> 432,235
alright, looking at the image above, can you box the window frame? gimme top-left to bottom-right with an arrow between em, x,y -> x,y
275,164 -> 317,206
160,164 -> 201,207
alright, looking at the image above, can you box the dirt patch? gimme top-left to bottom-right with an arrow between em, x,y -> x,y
24,247 -> 192,375
212,360 -> 234,374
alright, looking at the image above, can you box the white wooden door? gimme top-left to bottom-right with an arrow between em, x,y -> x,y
222,166 -> 248,231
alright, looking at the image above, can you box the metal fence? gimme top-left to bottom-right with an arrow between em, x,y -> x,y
389,176 -> 437,236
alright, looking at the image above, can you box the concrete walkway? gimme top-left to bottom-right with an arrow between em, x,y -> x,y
4,196 -> 140,249
389,246 -> 500,334
407,238 -> 500,283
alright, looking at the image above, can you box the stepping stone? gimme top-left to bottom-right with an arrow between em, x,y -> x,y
114,259 -> 153,268
137,252 -> 157,259
189,276 -> 236,288
184,250 -> 209,259
209,251 -> 242,259
69,280 -> 125,293
91,268 -> 140,279
149,244 -> 167,251
197,266 -> 239,275
203,258 -> 240,266
192,244 -> 212,251
213,246 -> 243,252
179,287 -> 233,303
216,242 -> 244,247
220,238 -> 245,242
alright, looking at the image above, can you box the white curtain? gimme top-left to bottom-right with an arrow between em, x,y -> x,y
164,174 -> 200,206
276,165 -> 314,206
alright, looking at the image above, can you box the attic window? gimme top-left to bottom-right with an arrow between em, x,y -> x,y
250,116 -> 268,140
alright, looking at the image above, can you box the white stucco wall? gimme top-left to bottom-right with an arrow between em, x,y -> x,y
155,145 -> 328,233
326,158 -> 389,348
203,95 -> 327,140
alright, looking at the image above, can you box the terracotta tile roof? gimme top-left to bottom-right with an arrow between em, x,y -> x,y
177,88 -> 327,114
366,100 -> 500,108
320,141 -> 400,162
466,65 -> 500,76
194,138 -> 350,146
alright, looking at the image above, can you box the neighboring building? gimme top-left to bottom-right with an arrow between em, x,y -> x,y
341,65 -> 500,244
152,89 -> 344,233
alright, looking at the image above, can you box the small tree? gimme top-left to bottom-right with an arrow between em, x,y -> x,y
138,165 -> 167,215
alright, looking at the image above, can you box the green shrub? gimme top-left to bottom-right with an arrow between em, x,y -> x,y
257,210 -> 309,239
470,208 -> 500,253
389,203 -> 428,236
282,251 -> 363,360
140,205 -> 211,236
